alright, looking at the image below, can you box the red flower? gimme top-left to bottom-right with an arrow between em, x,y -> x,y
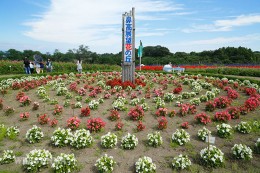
181,122 -> 189,129
158,117 -> 168,130
195,112 -> 211,125
86,117 -> 106,132
136,121 -> 146,131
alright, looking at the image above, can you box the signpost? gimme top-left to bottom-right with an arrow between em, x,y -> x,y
138,40 -> 143,70
122,7 -> 135,83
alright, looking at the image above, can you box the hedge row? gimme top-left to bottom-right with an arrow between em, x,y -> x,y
185,67 -> 260,77
0,60 -> 121,75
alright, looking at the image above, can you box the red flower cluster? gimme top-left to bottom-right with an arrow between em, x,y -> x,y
136,121 -> 146,131
158,117 -> 168,130
69,82 -> 78,91
245,87 -> 257,96
181,122 -> 189,129
244,95 -> 260,111
214,96 -> 232,109
227,107 -> 240,119
67,116 -> 81,130
16,91 -> 25,100
78,87 -> 87,96
115,121 -> 124,131
53,105 -> 63,115
38,114 -> 50,125
214,111 -> 231,122
155,108 -> 168,117
87,117 -> 106,132
50,118 -> 58,127
173,87 -> 182,94
109,109 -> 120,121
168,110 -> 176,117
226,88 -> 239,99
205,101 -> 216,112
20,112 -> 30,120
128,106 -> 145,121
81,106 -> 91,117
178,104 -> 197,116
19,96 -> 31,106
195,112 -> 211,125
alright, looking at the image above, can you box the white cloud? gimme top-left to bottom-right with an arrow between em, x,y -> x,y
179,34 -> 260,46
23,0 -> 181,53
182,14 -> 260,33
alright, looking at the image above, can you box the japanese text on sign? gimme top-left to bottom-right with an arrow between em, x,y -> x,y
124,16 -> 132,63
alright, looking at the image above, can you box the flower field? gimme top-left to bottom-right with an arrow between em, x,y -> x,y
0,72 -> 259,172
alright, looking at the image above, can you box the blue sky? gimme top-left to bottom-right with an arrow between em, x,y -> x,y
1,0 -> 260,54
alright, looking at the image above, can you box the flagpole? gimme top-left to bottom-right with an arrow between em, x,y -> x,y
139,54 -> 141,71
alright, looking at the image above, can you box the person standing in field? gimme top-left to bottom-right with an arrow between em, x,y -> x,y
29,62 -> 34,74
46,59 -> 52,72
39,62 -> 44,73
23,57 -> 31,74
77,59 -> 82,74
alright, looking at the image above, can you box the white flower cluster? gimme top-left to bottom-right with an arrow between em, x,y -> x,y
172,129 -> 190,146
51,128 -> 93,149
52,153 -> 78,172
95,154 -> 116,173
98,98 -> 104,104
172,154 -> 191,170
23,149 -> 52,172
56,86 -> 68,96
130,98 -> 140,106
181,92 -> 191,99
88,100 -> 99,110
74,102 -> 82,108
0,150 -> 15,164
26,125 -> 44,144
112,97 -> 127,111
70,129 -> 93,149
155,97 -> 165,109
216,123 -> 232,138
205,91 -> 216,100
191,82 -> 202,94
6,126 -> 20,138
51,127 -> 73,147
231,144 -> 253,160
235,121 -> 251,134
189,97 -> 201,106
200,95 -> 209,102
36,86 -> 47,98
140,103 -> 149,111
197,127 -> 211,141
164,92 -> 175,102
211,88 -> 220,95
101,132 -> 118,148
65,92 -> 73,99
147,131 -> 163,147
135,156 -> 156,173
200,145 -> 224,167
121,133 -> 138,149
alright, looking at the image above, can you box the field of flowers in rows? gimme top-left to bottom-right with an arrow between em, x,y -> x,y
0,72 -> 259,172
138,65 -> 260,71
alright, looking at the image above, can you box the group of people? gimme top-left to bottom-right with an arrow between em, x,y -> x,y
23,57 -> 52,74
24,57 -> 83,74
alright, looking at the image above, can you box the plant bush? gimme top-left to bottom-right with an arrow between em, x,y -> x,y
23,149 -> 52,172
0,150 -> 15,164
172,154 -> 191,170
52,153 -> 78,173
147,131 -> 163,147
200,145 -> 224,168
171,129 -> 190,146
121,133 -> 138,150
101,132 -> 118,148
135,156 -> 156,173
95,154 -> 116,173
235,121 -> 252,134
25,125 -> 44,143
216,123 -> 232,138
231,144 -> 253,160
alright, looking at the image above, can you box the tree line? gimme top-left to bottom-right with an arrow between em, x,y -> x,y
0,45 -> 259,65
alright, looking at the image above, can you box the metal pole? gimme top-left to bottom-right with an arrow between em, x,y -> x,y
139,55 -> 141,71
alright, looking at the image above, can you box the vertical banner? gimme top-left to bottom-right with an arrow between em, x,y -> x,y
122,8 -> 135,83
124,15 -> 132,63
